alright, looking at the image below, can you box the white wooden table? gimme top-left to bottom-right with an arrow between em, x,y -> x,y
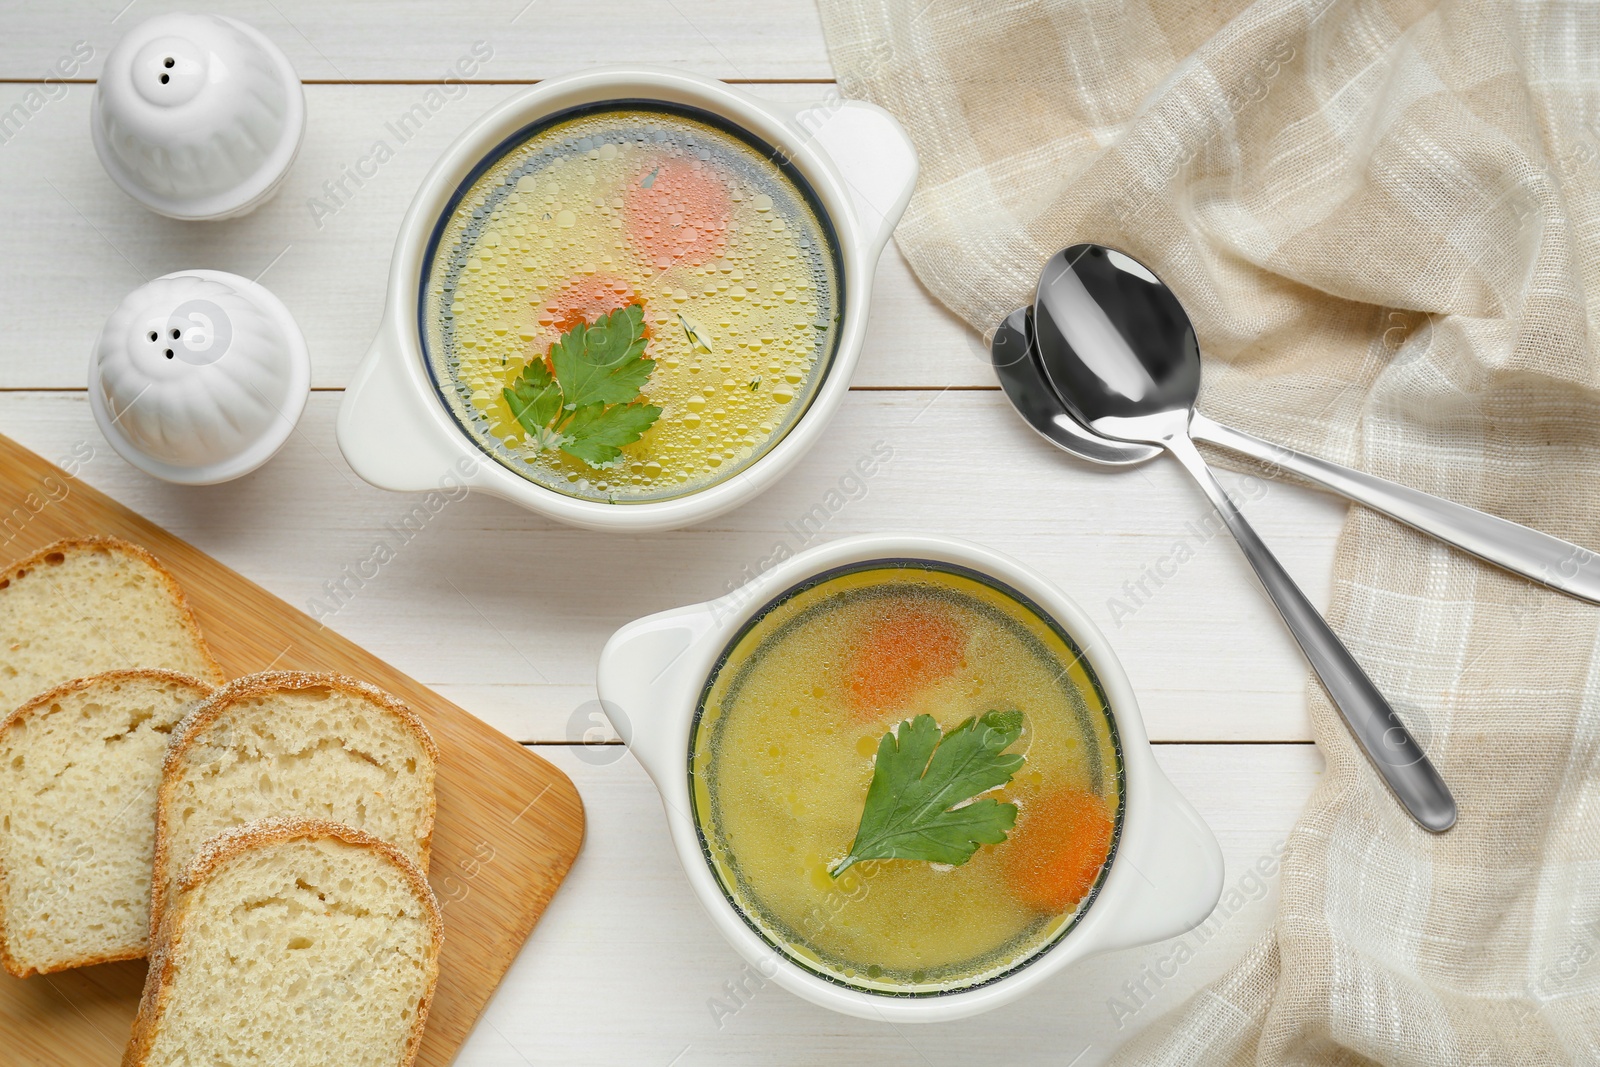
0,4 -> 1336,1062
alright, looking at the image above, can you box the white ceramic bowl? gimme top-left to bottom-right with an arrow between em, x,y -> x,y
336,66 -> 918,532
91,13 -> 305,221
597,534 -> 1224,1022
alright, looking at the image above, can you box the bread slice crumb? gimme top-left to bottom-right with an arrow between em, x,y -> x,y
0,537 -> 224,711
151,671 -> 438,935
124,818 -> 442,1067
0,670 -> 214,977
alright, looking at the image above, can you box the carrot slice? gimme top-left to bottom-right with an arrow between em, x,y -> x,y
1003,788 -> 1115,913
540,273 -> 641,334
624,157 -> 731,270
519,273 -> 646,369
844,600 -> 966,718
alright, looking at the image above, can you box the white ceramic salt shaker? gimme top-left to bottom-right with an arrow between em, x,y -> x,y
88,270 -> 311,484
91,13 -> 305,220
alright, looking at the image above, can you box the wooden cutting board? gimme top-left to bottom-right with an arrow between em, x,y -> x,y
0,432 -> 586,1066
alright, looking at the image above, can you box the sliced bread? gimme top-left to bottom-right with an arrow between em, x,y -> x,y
0,670 -> 215,977
123,819 -> 443,1067
0,538 -> 224,710
151,672 -> 438,933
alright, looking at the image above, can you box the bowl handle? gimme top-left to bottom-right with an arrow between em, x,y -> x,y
780,97 -> 919,259
595,601 -> 722,784
1094,760 -> 1225,953
337,323 -> 475,493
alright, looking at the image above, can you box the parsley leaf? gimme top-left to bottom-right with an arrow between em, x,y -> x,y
551,303 -> 654,408
561,399 -> 664,465
502,302 -> 662,467
502,357 -> 563,444
830,710 -> 1025,878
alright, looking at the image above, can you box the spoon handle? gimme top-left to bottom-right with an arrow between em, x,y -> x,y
1164,431 -> 1457,832
1191,412 -> 1600,604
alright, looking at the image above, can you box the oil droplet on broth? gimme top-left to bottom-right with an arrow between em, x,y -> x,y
423,107 -> 841,503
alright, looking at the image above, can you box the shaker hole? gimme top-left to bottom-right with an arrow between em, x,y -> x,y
147,331 -> 157,342
170,328 -> 181,339
159,74 -> 169,84
163,57 -> 175,68
164,349 -> 174,359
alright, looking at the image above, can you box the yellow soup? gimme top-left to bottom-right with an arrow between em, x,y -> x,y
423,105 -> 842,502
692,563 -> 1123,995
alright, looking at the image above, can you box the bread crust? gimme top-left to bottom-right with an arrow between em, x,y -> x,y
0,668 -> 214,739
0,536 -> 227,690
122,818 -> 444,1067
149,672 -> 440,937
0,669 -> 215,979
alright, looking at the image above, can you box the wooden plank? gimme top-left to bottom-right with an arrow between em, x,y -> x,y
0,390 -> 1346,744
0,0 -> 834,82
0,83 -> 983,391
468,742 -> 1321,1066
0,432 -> 587,1067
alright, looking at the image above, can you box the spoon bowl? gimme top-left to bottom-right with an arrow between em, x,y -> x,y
989,306 -> 1159,466
1033,245 -> 1200,434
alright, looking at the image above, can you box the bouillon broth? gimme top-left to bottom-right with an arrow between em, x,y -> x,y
422,104 -> 842,502
691,563 -> 1123,995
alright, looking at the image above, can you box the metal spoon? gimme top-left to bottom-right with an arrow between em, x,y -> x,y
1029,243 -> 1455,832
992,306 -> 1160,465
993,305 -> 1600,605
991,306 -> 1161,466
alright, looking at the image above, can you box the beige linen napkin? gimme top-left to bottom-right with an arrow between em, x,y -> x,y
818,0 -> 1600,1062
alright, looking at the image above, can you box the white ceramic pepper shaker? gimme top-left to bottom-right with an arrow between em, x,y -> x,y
88,270 -> 311,484
91,12 -> 305,220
